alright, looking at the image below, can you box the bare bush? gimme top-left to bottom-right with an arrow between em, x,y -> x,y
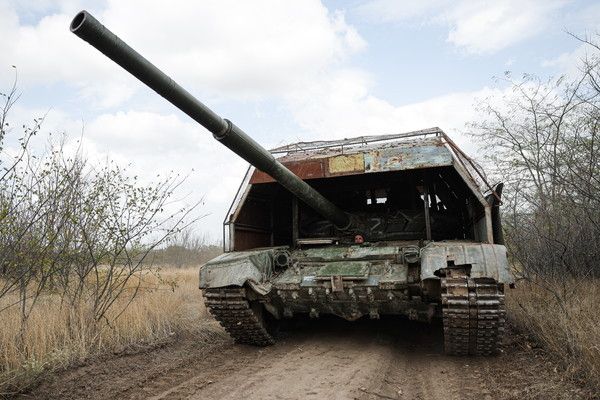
471,72 -> 599,281
0,267 -> 215,395
0,78 -> 201,394
470,36 -> 600,390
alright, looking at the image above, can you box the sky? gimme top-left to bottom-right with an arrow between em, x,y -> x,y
0,0 -> 598,241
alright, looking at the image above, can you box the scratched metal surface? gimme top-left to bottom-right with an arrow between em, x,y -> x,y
251,136 -> 454,183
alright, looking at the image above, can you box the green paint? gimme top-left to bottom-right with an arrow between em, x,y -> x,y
316,261 -> 370,277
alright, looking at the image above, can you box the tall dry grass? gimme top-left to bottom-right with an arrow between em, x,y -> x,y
507,280 -> 600,391
0,267 -> 216,396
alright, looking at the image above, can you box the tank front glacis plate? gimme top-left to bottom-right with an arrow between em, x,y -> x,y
271,244 -> 434,321
274,244 -> 408,286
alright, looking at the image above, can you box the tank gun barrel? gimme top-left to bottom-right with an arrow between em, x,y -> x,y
69,10 -> 351,230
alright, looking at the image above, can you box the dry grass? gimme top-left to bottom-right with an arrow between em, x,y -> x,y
0,267 -> 214,396
507,279 -> 600,391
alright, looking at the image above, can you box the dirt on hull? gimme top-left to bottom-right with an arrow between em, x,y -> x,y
21,317 -> 594,400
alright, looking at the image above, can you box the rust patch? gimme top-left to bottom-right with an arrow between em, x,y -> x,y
250,160 -> 325,183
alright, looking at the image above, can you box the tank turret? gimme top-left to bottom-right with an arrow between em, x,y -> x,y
69,11 -> 351,230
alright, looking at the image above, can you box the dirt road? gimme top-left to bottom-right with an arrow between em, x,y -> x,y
23,317 -> 594,400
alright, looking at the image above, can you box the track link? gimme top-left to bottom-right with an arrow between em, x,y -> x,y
441,268 -> 505,356
203,287 -> 275,346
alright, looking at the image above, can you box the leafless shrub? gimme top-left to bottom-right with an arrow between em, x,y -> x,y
470,35 -> 600,390
0,76 -> 199,382
0,267 -> 215,396
471,46 -> 599,280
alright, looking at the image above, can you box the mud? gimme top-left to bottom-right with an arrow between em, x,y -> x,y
20,317 -> 595,400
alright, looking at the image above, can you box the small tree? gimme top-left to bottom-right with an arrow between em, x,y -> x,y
470,46 -> 600,286
0,77 -> 199,345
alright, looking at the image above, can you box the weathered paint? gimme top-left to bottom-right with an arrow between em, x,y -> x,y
327,153 -> 365,175
199,240 -> 513,322
250,137 -> 457,183
200,247 -> 280,289
420,242 -> 512,283
315,261 -> 370,278
296,245 -> 402,261
248,136 -> 455,183
364,143 -> 453,173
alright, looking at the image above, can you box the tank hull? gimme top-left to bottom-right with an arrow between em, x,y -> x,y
201,241 -> 508,355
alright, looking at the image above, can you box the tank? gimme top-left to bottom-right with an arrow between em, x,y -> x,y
70,11 -> 513,355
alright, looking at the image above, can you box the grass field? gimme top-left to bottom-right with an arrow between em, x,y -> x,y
0,267 -> 211,396
507,279 -> 600,391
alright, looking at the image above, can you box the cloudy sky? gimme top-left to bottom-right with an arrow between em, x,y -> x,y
0,0 -> 597,240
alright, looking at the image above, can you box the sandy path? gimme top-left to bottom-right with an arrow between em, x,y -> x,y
22,317 -> 594,400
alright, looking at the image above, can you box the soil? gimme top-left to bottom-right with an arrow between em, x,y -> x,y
18,317 -> 597,400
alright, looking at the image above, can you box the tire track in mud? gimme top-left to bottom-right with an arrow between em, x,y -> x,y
22,317 -> 594,400
126,318 -> 489,400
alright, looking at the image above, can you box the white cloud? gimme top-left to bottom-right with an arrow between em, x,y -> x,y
538,2 -> 600,79
356,0 -> 567,54
444,1 -> 566,54
81,110 -> 249,237
541,46 -> 588,79
0,0 -> 365,106
102,0 -> 365,97
285,68 -> 504,155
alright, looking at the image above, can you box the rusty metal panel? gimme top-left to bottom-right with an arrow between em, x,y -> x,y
250,137 -> 455,182
249,169 -> 275,184
364,144 -> 453,173
327,153 -> 365,175
249,160 -> 325,183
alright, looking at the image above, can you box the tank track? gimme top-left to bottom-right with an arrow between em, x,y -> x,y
441,268 -> 505,356
203,287 -> 275,346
